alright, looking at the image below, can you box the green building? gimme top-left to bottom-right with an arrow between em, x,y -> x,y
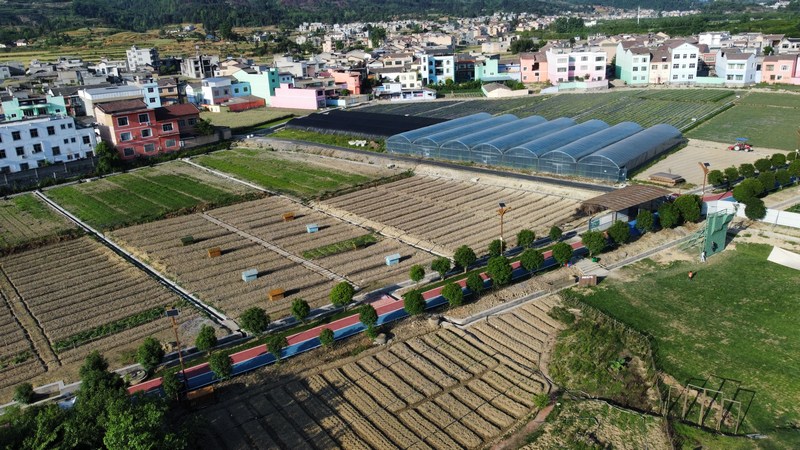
231,67 -> 282,105
1,94 -> 67,121
615,43 -> 651,86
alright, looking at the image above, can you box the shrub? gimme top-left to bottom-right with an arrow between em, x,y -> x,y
581,230 -> 606,256
771,152 -> 786,167
240,307 -> 270,334
487,256 -> 513,286
330,282 -> 355,309
635,210 -> 654,233
758,171 -> 776,192
195,325 -> 217,354
520,248 -> 545,272
466,272 -> 485,298
789,159 -> 800,178
744,197 -> 767,220
319,328 -> 335,347
776,169 -> 792,187
409,265 -> 425,284
487,239 -> 506,257
673,194 -> 702,223
431,257 -> 452,280
788,152 -> 797,162
549,225 -> 563,242
290,299 -> 310,324
208,353 -> 232,380
754,158 -> 772,173
453,245 -> 477,273
13,383 -> 35,404
547,306 -> 576,325
732,178 -> 765,202
403,290 -> 426,315
739,163 -> 756,178
607,221 -> 631,245
707,169 -> 725,186
516,229 -> 536,248
441,282 -> 464,307
724,166 -> 739,185
657,202 -> 680,229
532,393 -> 549,409
359,304 -> 378,329
136,337 -> 164,373
552,242 -> 574,265
267,336 -> 288,362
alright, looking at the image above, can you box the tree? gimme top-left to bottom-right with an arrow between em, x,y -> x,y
453,245 -> 477,273
488,239 -> 506,257
771,152 -> 787,168
160,371 -> 183,402
403,290 -> 426,315
330,281 -> 355,309
754,158 -> 772,173
739,163 -> 756,178
510,38 -> 539,54
581,231 -> 606,256
339,88 -> 350,96
94,141 -> 120,175
551,242 -> 573,266
724,166 -> 739,187
195,118 -> 215,136
319,328 -> 335,347
758,171 -> 776,192
369,26 -> 387,47
607,220 -> 631,245
707,169 -> 725,186
732,178 -> 765,202
487,256 -> 513,287
516,229 -> 536,248
743,197 -> 767,220
240,306 -> 270,334
776,169 -> 792,187
763,45 -> 774,55
441,282 -> 464,307
409,264 -> 425,284
13,382 -> 35,404
431,257 -> 451,280
549,225 -> 563,242
657,202 -> 680,229
788,152 -> 797,162
290,299 -> 310,323
195,324 -> 217,354
635,210 -> 654,233
104,396 -> 184,450
208,353 -> 232,380
789,159 -> 800,178
466,272 -> 485,298
136,337 -> 164,373
673,194 -> 702,223
359,304 -> 378,329
520,248 -> 545,272
267,335 -> 288,362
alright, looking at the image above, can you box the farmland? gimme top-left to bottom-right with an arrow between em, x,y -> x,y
200,109 -> 302,132
687,91 -> 800,150
45,162 -> 257,230
319,175 -> 583,256
0,286 -> 45,396
193,297 -> 565,449
0,193 -> 77,252
193,148 -> 394,199
358,89 -> 734,131
576,243 -> 800,448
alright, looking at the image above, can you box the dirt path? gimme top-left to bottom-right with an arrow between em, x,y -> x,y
491,403 -> 556,450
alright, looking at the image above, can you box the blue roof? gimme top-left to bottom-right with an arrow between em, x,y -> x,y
414,114 -> 517,148
506,119 -> 610,157
386,113 -> 492,145
539,122 -> 644,163
441,115 -> 547,152
471,117 -> 577,154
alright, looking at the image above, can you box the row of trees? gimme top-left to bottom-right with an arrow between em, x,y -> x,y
708,152 -> 797,190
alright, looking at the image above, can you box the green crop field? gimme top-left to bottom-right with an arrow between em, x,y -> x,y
194,147 -> 375,198
358,89 -> 733,131
45,163 -> 255,230
200,108 -> 304,132
0,194 -> 77,251
687,91 -> 800,150
574,244 -> 800,448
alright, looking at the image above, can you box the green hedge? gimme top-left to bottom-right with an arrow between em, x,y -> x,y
302,234 -> 377,259
54,306 -> 166,353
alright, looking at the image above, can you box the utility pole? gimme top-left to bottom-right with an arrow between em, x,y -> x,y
165,308 -> 187,382
497,202 -> 512,244
698,162 -> 710,197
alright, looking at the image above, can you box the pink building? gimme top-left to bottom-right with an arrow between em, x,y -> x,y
546,50 -> 607,85
269,83 -> 326,110
329,70 -> 362,95
761,54 -> 800,85
519,52 -> 549,83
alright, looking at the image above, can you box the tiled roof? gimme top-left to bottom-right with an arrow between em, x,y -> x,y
95,99 -> 148,114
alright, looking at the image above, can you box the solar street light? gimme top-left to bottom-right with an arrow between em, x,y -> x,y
497,202 -> 512,244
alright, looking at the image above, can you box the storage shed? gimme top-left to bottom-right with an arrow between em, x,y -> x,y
503,119 -> 609,170
538,122 -> 643,176
207,247 -> 222,258
306,223 -> 319,233
385,253 -> 401,266
386,113 -> 492,155
413,114 -> 516,159
268,289 -> 285,301
242,269 -> 258,282
577,124 -> 684,182
438,115 -> 546,165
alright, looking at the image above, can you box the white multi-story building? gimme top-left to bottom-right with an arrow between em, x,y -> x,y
78,82 -> 161,117
716,50 -> 757,85
126,45 -> 159,72
667,42 -> 700,84
0,116 -> 97,173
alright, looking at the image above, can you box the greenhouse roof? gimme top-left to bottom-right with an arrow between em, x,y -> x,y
441,115 -> 546,150
580,124 -> 682,169
473,117 -> 577,153
506,119 -> 609,157
386,112 -> 492,143
539,122 -> 643,163
414,114 -> 517,147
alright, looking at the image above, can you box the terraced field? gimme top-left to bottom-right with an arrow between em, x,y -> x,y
0,194 -> 77,252
194,297 -> 565,449
319,176 -> 582,256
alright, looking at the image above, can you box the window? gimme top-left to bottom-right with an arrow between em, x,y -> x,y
60,124 -> 66,129
120,132 -> 133,142
682,64 -> 686,69
652,64 -> 657,70
52,146 -> 60,156
147,87 -> 155,93
557,67 -> 567,73
0,150 -> 5,159
243,87 -> 249,92
15,147 -> 24,156
690,54 -> 696,59
673,75 -> 678,80
138,113 -> 149,123
632,67 -> 638,72
688,74 -> 694,80
596,56 -> 604,62
581,56 -> 588,61
162,123 -> 174,132
663,64 -> 668,69
30,129 -> 39,138
86,151 -> 93,158
143,143 -> 155,152
70,137 -> 76,143
117,117 -> 129,126
32,144 -> 42,153
82,136 -> 91,144
234,88 -> 239,94
165,139 -> 176,148
0,167 -> 8,173
123,147 -> 134,157
727,74 -> 734,80
141,129 -> 152,138
674,54 -> 681,59
641,66 -> 647,71
149,97 -> 156,103
187,118 -> 196,125
19,163 -> 28,171
178,119 -> 186,127
735,74 -> 743,80
11,131 -> 21,141
673,64 -> 679,69
781,65 -> 789,71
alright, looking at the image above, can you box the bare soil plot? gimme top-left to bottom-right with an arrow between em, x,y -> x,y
321,176 -> 582,256
0,288 -> 45,396
0,194 -> 77,252
192,297 -> 566,449
110,214 -> 338,321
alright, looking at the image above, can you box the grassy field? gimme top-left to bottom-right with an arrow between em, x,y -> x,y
687,92 -> 800,150
271,128 -> 386,151
194,147 -> 376,198
574,244 -> 800,448
0,194 -> 77,251
200,109 -> 304,132
45,162 -> 256,230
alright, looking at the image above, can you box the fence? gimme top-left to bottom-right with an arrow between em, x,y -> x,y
0,158 -> 98,191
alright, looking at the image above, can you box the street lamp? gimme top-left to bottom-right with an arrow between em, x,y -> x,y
497,202 -> 512,244
165,308 -> 187,383
698,162 -> 710,197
